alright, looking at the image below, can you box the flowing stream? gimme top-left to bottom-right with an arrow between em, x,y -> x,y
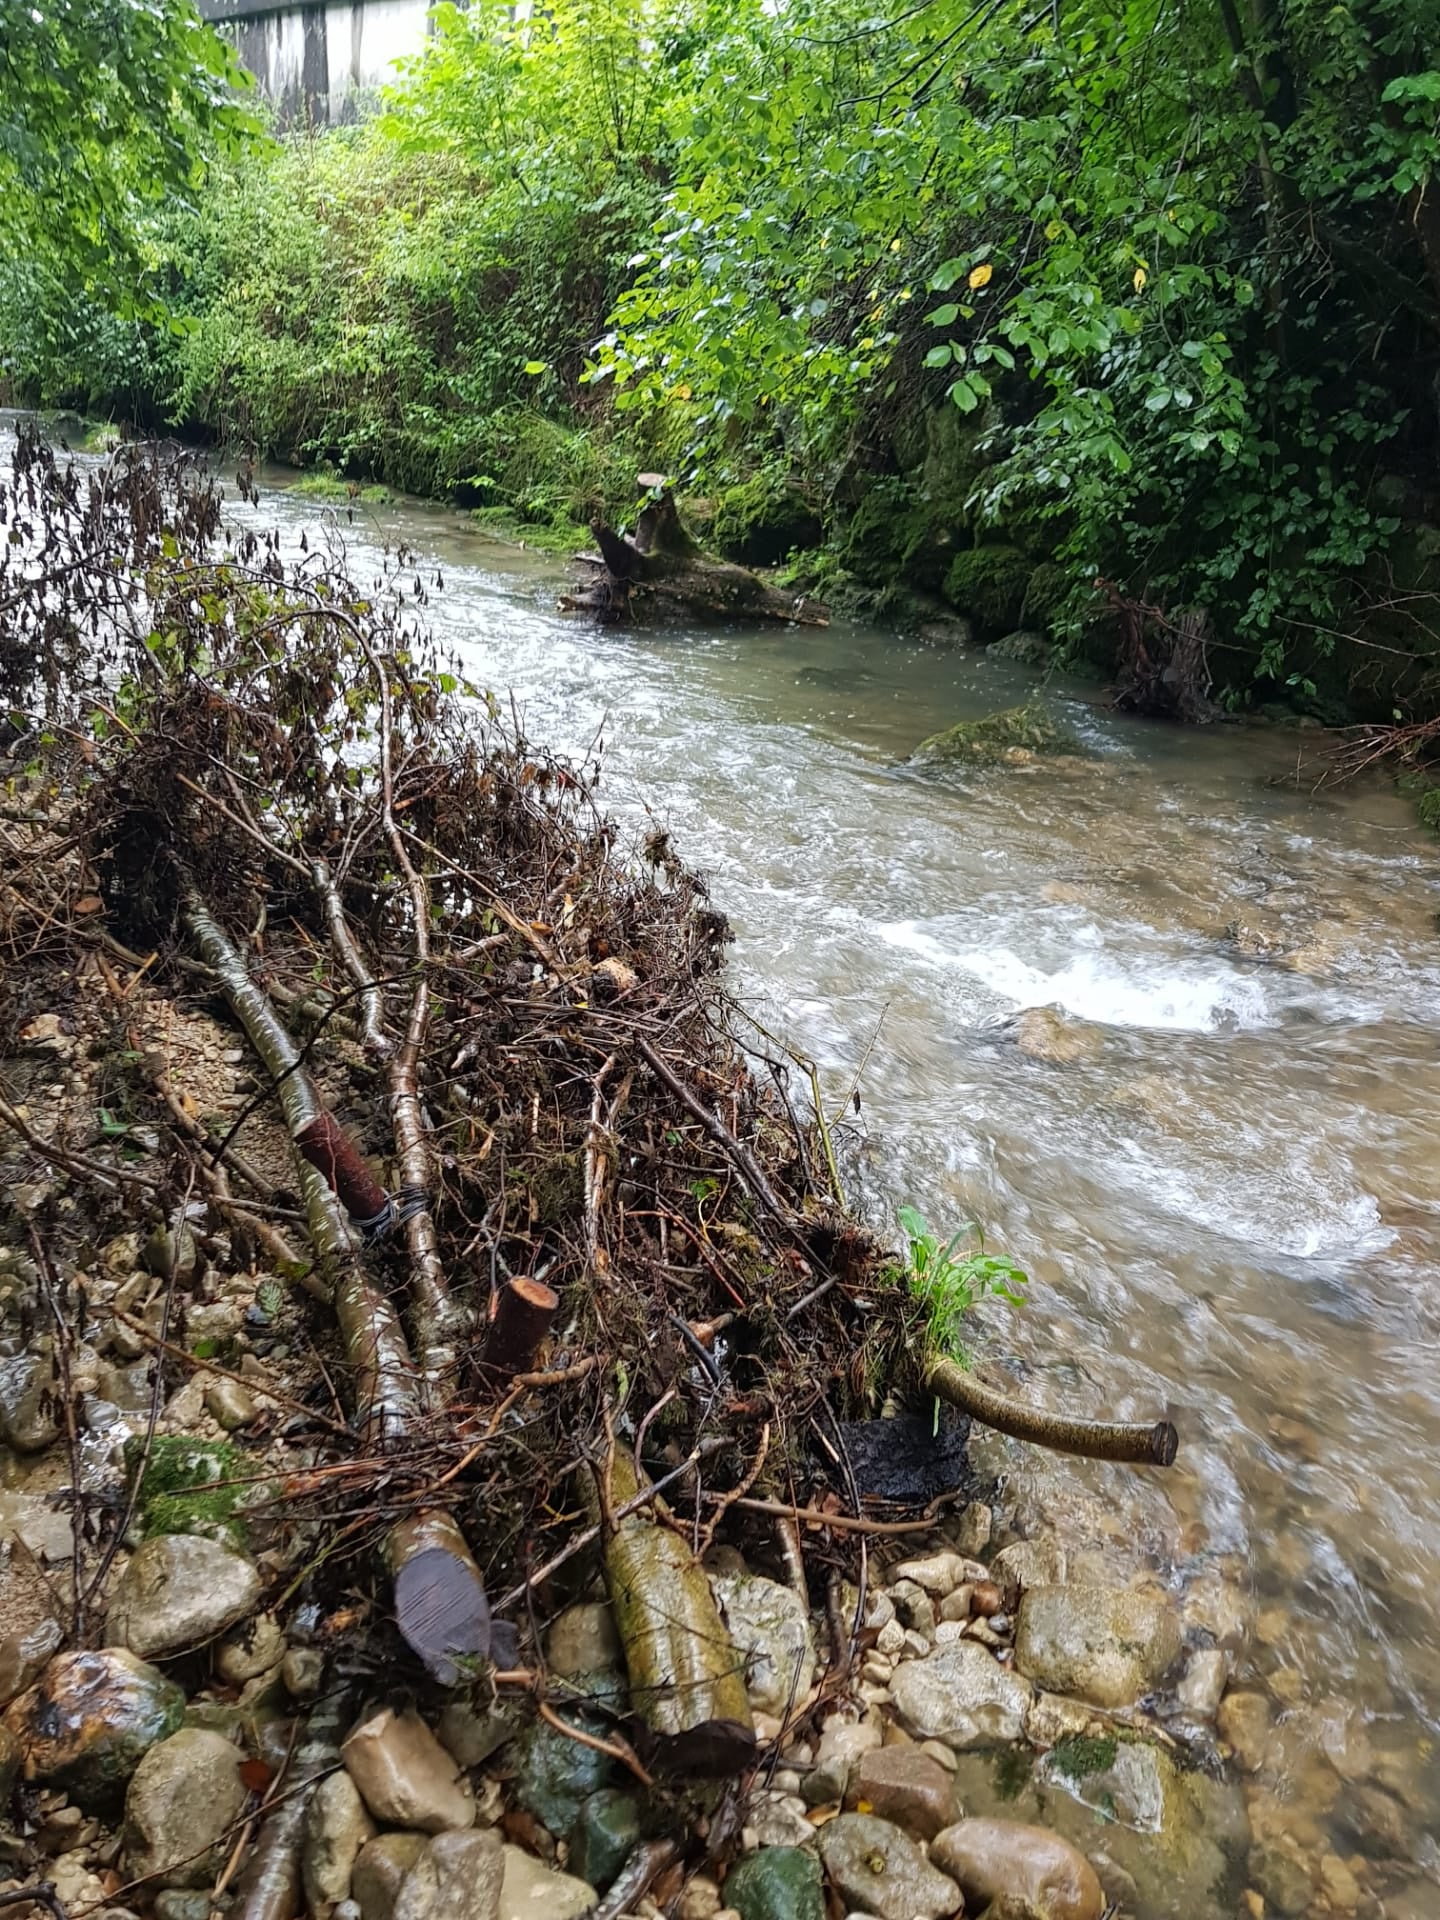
13,430 -> 1440,1891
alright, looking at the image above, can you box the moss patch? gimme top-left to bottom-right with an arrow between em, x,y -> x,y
911,700 -> 1078,767
124,1434 -> 256,1547
992,1744 -> 1037,1801
1049,1732 -> 1119,1782
470,508 -> 592,555
943,544 -> 1031,631
290,473 -> 392,504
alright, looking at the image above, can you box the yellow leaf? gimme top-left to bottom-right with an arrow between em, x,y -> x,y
860,337 -> 875,350
672,383 -> 693,400
1133,267 -> 1147,292
1045,220 -> 1062,241
890,238 -> 902,252
968,262 -> 993,289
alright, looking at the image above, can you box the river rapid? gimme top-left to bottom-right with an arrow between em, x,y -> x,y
14,427 -> 1440,1898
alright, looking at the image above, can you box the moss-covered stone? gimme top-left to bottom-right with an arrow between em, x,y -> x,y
123,1435 -> 255,1547
943,544 -> 1031,630
987,629 -> 1049,666
707,471 -> 822,566
911,702 -> 1077,768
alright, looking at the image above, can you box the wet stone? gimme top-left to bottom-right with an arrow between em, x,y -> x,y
569,1786 -> 641,1892
511,1674 -> 624,1834
1014,1584 -> 1181,1708
123,1726 -> 248,1887
436,1698 -> 518,1770
105,1533 -> 261,1660
885,1550 -> 978,1599
1216,1690 -> 1271,1772
817,1812 -> 960,1920
303,1767 -> 378,1916
847,1745 -> 955,1840
497,1843 -> 596,1920
393,1830 -> 504,1920
0,1533 -> 64,1708
153,1894 -> 211,1920
204,1378 -> 258,1431
353,1832 -> 429,1920
1175,1648 -> 1228,1719
932,1816 -> 1104,1920
283,1645 -> 325,1697
889,1641 -> 1032,1749
723,1846 -> 825,1920
5,1648 -> 185,1806
342,1707 -> 475,1833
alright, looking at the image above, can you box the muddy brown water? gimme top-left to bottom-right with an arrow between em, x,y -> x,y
9,429 -> 1440,1892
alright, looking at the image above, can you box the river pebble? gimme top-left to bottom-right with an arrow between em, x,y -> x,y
497,1843 -> 595,1920
214,1611 -> 286,1685
889,1640 -> 1031,1748
723,1845 -> 824,1920
847,1744 -> 954,1839
991,1539 -> 1067,1590
817,1812 -> 959,1920
342,1707 -> 476,1832
932,1815 -> 1104,1920
303,1767 -> 378,1916
1175,1647 -> 1229,1718
353,1832 -> 429,1920
393,1830 -> 504,1920
1216,1689 -> 1271,1772
543,1600 -> 620,1676
6,1647 -> 185,1805
122,1726 -> 247,1887
802,1718 -> 881,1805
714,1572 -> 817,1718
104,1534 -> 261,1659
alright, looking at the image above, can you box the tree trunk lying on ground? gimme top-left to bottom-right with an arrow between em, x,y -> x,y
562,487 -> 828,627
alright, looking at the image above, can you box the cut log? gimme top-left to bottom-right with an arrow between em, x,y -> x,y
562,489 -> 827,628
480,1275 -> 560,1385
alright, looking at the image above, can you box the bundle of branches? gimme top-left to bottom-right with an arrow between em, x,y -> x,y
0,429 -> 1173,1895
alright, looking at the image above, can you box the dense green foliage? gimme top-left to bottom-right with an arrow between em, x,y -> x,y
0,0 -> 256,344
6,0 -> 1440,710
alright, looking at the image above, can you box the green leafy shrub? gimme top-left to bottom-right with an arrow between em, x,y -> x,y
895,1204 -> 1028,1361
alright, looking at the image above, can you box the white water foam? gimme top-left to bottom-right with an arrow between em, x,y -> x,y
877,921 -> 1271,1033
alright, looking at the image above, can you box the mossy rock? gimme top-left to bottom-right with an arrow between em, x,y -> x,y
513,1670 -> 628,1836
569,1788 -> 642,1892
708,471 -> 822,567
1020,560 -> 1075,629
943,544 -> 1032,631
987,629 -> 1050,666
123,1435 -> 257,1548
911,702 -> 1078,768
291,474 -> 393,504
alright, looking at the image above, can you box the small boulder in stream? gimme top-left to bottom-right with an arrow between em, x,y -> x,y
4,1647 -> 185,1805
123,1725 -> 248,1886
0,1351 -> 61,1453
304,1766 -> 379,1916
497,1844 -> 596,1920
1014,1582 -> 1182,1707
353,1832 -> 430,1920
105,1533 -> 262,1659
911,701 -> 1077,770
932,1816 -> 1104,1920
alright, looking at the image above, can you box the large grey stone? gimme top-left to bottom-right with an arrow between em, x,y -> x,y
342,1707 -> 475,1832
105,1534 -> 261,1659
889,1641 -> 1031,1749
817,1812 -> 960,1920
714,1573 -> 817,1718
303,1767 -> 378,1915
123,1727 -> 247,1887
932,1817 -> 1104,1920
0,1352 -> 61,1453
544,1601 -> 620,1677
1014,1584 -> 1181,1708
393,1830 -> 504,1920
5,1648 -> 185,1806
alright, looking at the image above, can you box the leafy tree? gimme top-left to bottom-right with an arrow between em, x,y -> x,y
0,0 -> 257,317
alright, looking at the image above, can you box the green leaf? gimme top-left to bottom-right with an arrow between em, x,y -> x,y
925,302 -> 961,327
924,343 -> 954,367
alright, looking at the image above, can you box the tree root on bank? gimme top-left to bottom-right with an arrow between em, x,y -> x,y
562,487 -> 828,628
